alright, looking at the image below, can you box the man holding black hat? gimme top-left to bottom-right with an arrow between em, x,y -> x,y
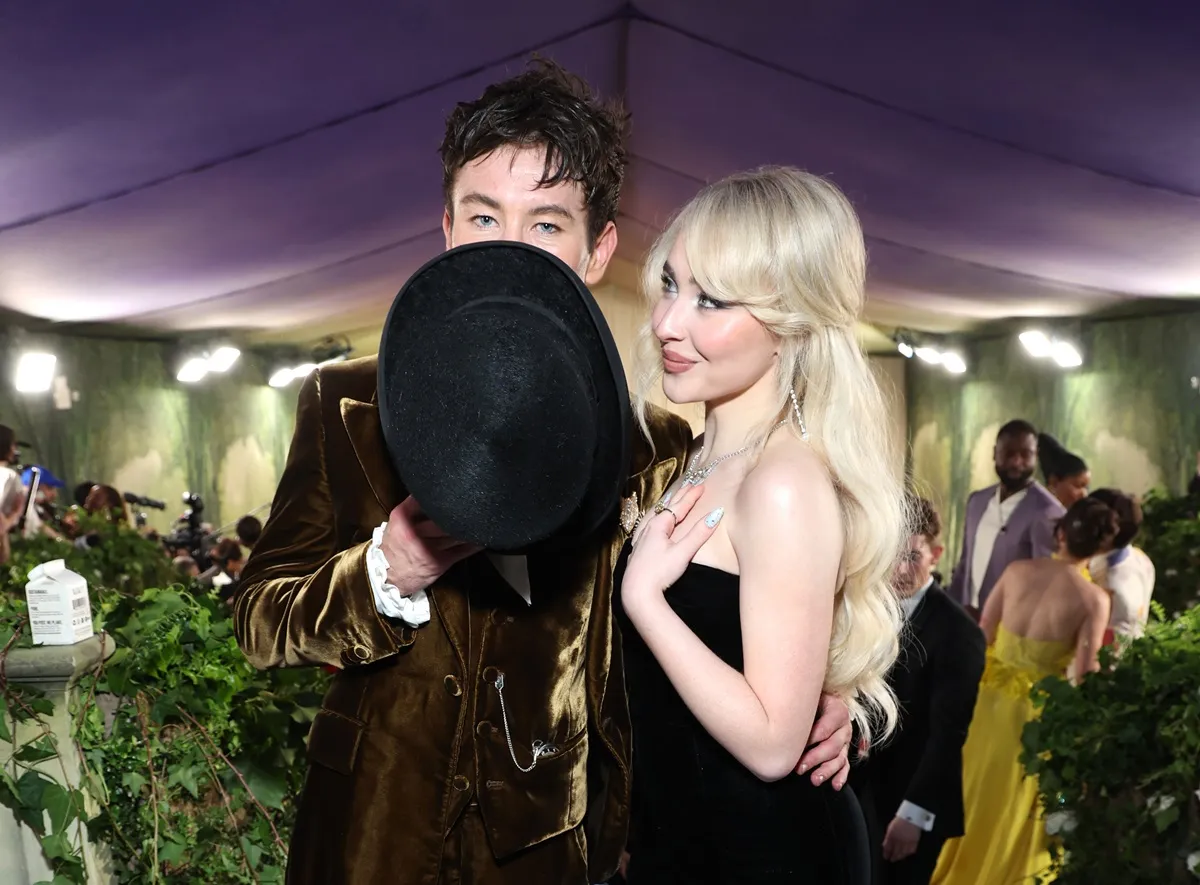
235,60 -> 853,885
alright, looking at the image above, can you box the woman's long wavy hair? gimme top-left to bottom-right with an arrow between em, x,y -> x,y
633,165 -> 908,746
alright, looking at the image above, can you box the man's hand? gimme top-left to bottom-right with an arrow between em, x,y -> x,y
380,497 -> 480,596
795,692 -> 853,789
618,850 -> 630,880
882,816 -> 921,862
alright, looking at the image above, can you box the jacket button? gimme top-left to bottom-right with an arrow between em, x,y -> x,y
452,775 -> 470,792
491,610 -> 514,626
444,675 -> 462,697
351,644 -> 371,662
476,720 -> 497,737
482,666 -> 499,685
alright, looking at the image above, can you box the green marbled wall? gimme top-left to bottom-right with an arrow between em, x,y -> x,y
1,334 -> 300,535
908,309 -> 1200,567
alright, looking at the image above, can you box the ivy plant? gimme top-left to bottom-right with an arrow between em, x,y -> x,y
1,525 -> 329,883
1020,486 -> 1200,885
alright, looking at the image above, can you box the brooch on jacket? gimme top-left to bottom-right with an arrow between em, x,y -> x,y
620,491 -> 640,535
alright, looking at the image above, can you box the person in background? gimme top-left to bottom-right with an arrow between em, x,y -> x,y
203,538 -> 245,605
1038,432 -> 1090,509
0,436 -> 20,561
1086,488 -> 1155,643
0,425 -> 28,564
173,555 -> 201,579
19,465 -> 66,540
931,497 -> 1115,885
72,481 -> 97,508
83,484 -> 130,524
236,515 -> 262,551
852,496 -> 984,885
947,421 -> 1065,619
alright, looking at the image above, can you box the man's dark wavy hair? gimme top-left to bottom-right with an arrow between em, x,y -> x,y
439,57 -> 630,248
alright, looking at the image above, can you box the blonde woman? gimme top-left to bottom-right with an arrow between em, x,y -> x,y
615,166 -> 907,884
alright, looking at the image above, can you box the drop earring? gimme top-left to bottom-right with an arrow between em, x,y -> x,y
789,388 -> 810,441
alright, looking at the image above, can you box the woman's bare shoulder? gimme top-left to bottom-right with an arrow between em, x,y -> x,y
737,436 -> 835,516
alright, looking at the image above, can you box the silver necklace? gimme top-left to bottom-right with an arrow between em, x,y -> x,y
681,420 -> 788,486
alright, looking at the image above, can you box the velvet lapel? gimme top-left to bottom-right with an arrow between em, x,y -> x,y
619,456 -> 679,541
340,394 -> 470,668
339,396 -> 402,517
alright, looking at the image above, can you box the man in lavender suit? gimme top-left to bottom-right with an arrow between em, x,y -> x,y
947,420 -> 1066,619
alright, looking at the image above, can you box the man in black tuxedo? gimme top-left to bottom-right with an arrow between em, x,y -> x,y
853,497 -> 986,885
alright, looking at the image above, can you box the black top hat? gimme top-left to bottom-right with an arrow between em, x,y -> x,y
377,241 -> 631,553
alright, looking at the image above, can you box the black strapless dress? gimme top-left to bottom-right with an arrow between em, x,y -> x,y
613,543 -> 870,884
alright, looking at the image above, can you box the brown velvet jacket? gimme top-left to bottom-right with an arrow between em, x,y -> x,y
233,356 -> 690,884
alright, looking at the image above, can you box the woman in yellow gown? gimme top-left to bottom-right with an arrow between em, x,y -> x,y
931,497 -> 1116,885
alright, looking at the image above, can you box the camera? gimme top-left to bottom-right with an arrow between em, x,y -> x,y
123,491 -> 167,530
124,491 -> 167,511
162,491 -> 213,567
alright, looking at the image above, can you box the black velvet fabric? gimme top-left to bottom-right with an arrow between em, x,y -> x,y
377,241 -> 630,552
614,545 -> 872,885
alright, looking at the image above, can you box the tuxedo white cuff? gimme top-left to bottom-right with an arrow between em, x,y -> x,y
897,800 -> 936,832
366,522 -> 431,627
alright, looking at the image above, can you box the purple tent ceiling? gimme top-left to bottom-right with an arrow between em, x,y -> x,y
3,1 -> 1200,339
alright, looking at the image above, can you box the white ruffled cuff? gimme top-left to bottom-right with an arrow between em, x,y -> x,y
366,522 -> 430,627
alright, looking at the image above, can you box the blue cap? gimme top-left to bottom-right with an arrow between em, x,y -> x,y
21,466 -> 65,488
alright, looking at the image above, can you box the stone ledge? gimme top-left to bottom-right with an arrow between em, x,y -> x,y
3,633 -> 115,688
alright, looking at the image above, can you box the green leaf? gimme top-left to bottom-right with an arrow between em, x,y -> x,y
169,764 -> 202,800
120,770 -> 147,797
39,830 -> 74,861
239,761 -> 288,810
26,695 -> 55,718
1153,804 -> 1179,832
15,734 -> 60,764
240,835 -> 265,870
159,837 -> 188,865
40,783 -> 78,833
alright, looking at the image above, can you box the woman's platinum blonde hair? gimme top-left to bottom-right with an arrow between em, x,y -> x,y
634,165 -> 908,747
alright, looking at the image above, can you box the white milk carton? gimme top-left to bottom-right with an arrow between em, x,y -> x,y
24,559 -> 94,645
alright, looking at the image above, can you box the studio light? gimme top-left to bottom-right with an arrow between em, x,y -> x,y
176,357 -> 209,384
268,368 -> 294,388
15,352 -> 57,393
941,352 -> 967,374
264,337 -> 354,388
1051,340 -> 1083,368
1019,329 -> 1084,369
914,346 -> 942,365
1019,330 -> 1052,358
897,341 -> 914,358
207,346 -> 241,373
